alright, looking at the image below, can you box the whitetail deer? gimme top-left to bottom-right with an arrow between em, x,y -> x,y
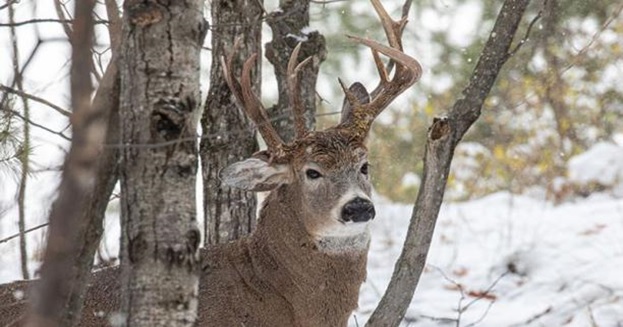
0,0 -> 421,325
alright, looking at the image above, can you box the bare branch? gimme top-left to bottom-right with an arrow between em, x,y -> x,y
508,9 -> 543,58
461,271 -> 509,313
0,84 -> 71,117
0,223 -> 48,245
53,0 -> 73,38
0,0 -> 19,11
105,0 -> 122,52
0,18 -> 109,28
0,107 -> 71,140
366,0 -> 531,325
8,1 -> 31,280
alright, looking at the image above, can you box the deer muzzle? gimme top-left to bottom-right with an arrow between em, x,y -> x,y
341,197 -> 375,223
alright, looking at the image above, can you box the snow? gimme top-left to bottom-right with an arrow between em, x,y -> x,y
568,142 -> 623,190
1,2 -> 622,326
2,190 -> 622,326
352,192 -> 623,326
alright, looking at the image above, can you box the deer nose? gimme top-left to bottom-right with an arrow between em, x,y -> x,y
341,197 -> 375,223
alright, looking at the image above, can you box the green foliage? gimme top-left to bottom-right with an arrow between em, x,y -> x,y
0,96 -> 25,183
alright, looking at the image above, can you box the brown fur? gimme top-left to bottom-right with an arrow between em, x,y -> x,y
0,131 -> 370,327
0,0 -> 423,321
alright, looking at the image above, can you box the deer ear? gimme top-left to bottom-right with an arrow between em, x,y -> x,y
340,82 -> 370,124
220,158 -> 290,192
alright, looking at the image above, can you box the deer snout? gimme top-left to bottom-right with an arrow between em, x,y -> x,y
341,197 -> 375,223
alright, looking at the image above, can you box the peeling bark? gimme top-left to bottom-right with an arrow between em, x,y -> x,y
366,0 -> 531,325
119,0 -> 205,326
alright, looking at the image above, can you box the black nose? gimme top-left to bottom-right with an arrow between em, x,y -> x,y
341,197 -> 375,223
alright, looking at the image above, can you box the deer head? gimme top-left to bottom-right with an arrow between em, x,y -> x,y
220,0 -> 422,242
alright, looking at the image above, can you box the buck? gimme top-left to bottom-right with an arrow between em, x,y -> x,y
0,0 -> 421,325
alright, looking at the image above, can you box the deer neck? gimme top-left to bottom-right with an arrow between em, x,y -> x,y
247,186 -> 369,323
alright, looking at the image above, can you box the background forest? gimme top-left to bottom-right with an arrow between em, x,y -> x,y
1,0 -> 622,326
311,0 -> 623,202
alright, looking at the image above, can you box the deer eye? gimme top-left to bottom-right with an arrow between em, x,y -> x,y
360,163 -> 369,175
305,169 -> 322,180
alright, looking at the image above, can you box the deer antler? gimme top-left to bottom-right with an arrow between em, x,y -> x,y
221,51 -> 284,151
222,43 -> 313,150
287,43 -> 313,139
339,0 -> 422,138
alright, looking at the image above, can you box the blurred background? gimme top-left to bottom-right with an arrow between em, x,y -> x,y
1,0 -> 622,325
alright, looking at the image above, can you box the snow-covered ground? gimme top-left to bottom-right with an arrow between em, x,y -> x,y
354,192 -> 623,326
2,141 -> 623,327
2,189 -> 622,326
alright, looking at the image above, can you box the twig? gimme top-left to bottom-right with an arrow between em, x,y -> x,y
0,223 -> 49,245
461,271 -> 509,313
310,0 -> 348,3
0,84 -> 71,117
419,314 -> 457,324
560,2 -> 623,74
102,110 -> 342,149
463,300 -> 496,327
0,39 -> 42,108
0,0 -> 20,11
508,2 -> 623,112
507,10 -> 543,58
9,1 -> 32,279
519,306 -> 553,325
0,18 -> 109,27
104,0 -> 121,53
1,107 -> 71,141
429,265 -> 466,327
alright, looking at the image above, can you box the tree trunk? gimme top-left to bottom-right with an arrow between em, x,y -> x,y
62,61 -> 121,327
26,1 -> 105,326
366,0 -> 531,325
118,1 -> 206,326
265,0 -> 326,141
200,0 -> 263,246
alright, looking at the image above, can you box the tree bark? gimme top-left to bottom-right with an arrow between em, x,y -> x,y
265,0 -> 326,141
200,0 -> 262,246
62,61 -> 120,327
366,0 -> 531,325
118,0 -> 205,326
57,3 -> 123,324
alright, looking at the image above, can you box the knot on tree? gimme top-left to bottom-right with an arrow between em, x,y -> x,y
162,228 -> 202,271
126,2 -> 164,28
151,96 -> 196,141
429,117 -> 450,141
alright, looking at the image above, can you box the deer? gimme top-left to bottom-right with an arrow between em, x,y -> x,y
0,0 -> 421,325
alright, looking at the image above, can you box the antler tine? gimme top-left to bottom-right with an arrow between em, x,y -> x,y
221,52 -> 284,151
341,0 -> 422,135
286,42 -> 313,138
